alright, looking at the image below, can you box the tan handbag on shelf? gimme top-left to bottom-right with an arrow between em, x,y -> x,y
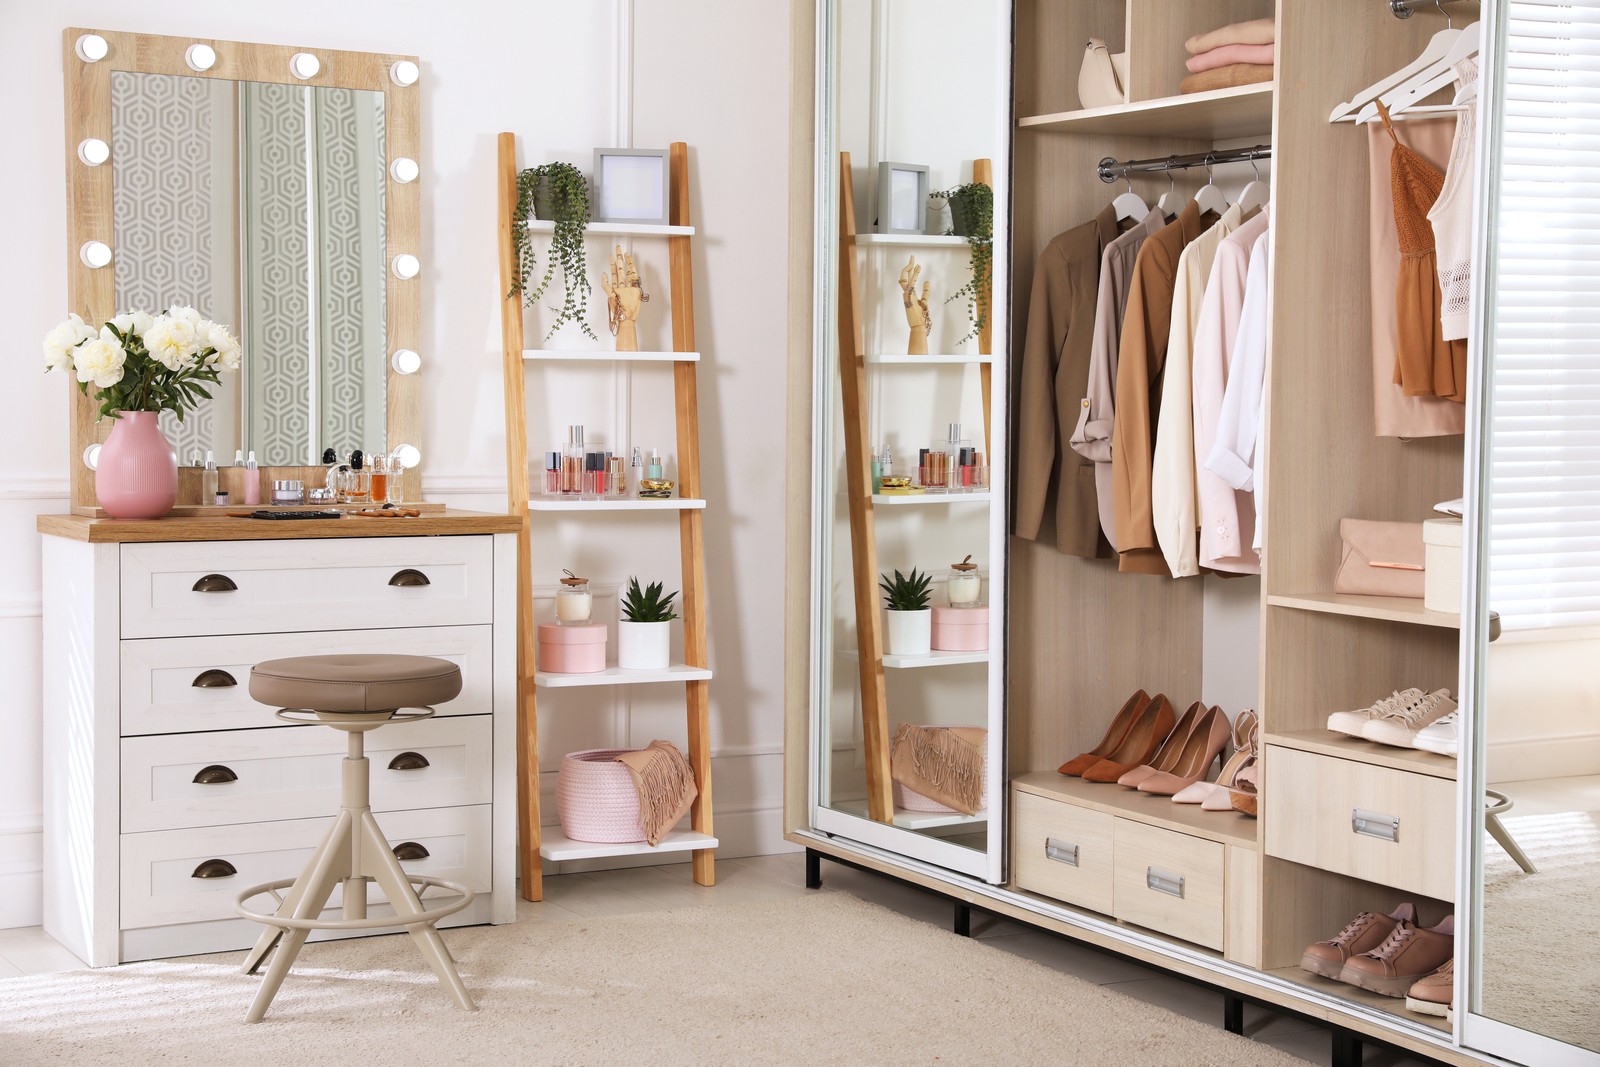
1078,37 -> 1130,110
1334,519 -> 1426,598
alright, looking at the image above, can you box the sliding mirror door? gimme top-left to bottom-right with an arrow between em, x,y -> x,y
809,0 -> 1012,880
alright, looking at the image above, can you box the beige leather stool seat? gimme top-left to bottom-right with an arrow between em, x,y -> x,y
250,654 -> 462,713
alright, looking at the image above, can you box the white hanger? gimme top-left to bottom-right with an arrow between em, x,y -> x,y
1111,165 -> 1149,223
1155,161 -> 1185,219
1355,20 -> 1480,123
1192,154 -> 1230,218
1235,155 -> 1270,216
1328,2 -> 1469,122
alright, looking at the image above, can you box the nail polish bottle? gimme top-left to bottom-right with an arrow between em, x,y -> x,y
242,451 -> 262,506
201,450 -> 218,504
544,451 -> 561,495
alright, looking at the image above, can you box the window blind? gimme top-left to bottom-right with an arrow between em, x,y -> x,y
1488,1 -> 1600,631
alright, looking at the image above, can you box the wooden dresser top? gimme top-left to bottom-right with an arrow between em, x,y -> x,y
38,509 -> 521,543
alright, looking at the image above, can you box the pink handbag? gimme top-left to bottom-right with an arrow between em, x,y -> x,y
1334,519 -> 1426,598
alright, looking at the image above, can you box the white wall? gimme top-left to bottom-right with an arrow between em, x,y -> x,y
0,0 -> 794,928
1486,636 -> 1600,782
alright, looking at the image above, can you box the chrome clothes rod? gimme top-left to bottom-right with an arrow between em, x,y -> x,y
1390,0 -> 1469,19
1096,144 -> 1272,184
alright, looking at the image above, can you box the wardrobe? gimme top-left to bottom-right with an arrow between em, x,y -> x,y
786,2 -> 1588,1064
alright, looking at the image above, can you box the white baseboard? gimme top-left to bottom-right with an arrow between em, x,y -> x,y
1489,731 -> 1600,783
0,830 -> 42,929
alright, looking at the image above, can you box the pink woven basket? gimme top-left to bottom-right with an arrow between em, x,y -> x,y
557,748 -> 645,843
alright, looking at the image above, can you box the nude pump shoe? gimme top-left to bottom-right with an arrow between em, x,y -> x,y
1137,704 -> 1233,796
1172,709 -> 1257,806
1109,699 -> 1200,788
1080,695 -> 1177,783
1059,690 -> 1150,777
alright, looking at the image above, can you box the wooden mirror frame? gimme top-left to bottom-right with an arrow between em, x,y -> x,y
61,27 -> 422,512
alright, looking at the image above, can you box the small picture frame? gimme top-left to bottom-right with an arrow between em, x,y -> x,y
592,148 -> 671,225
876,162 -> 929,235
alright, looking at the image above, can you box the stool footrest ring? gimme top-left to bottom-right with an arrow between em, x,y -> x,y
235,876 -> 475,932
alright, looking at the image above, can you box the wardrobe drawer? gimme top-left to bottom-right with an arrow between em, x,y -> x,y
1011,790 -> 1114,914
120,625 -> 494,736
1112,821 -> 1226,951
120,536 -> 494,638
120,804 -> 491,930
121,716 -> 492,833
1264,746 -> 1455,902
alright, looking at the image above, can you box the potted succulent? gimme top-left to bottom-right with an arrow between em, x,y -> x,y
879,567 -> 933,657
938,182 -> 994,346
509,161 -> 595,340
618,577 -> 679,670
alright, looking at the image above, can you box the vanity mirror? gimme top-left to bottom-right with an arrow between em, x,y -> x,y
61,28 -> 422,511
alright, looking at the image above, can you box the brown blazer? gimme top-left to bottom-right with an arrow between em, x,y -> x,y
1012,204 -> 1120,558
1113,200 -> 1215,576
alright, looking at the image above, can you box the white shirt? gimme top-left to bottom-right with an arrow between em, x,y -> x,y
1205,231 -> 1272,553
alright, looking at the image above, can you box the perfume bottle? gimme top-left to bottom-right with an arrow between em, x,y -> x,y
639,448 -> 675,498
345,450 -> 371,503
555,570 -> 593,624
242,451 -> 262,506
947,555 -> 982,607
201,450 -> 218,504
322,447 -> 342,498
370,452 -> 392,504
561,426 -> 585,495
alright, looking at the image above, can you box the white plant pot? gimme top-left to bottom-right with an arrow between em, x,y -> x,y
884,609 -> 932,657
617,620 -> 672,670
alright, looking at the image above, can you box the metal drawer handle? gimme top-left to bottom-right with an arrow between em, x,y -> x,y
388,568 -> 431,588
191,668 -> 237,689
192,573 -> 238,593
393,841 -> 430,861
191,858 -> 237,879
1146,866 -> 1185,898
1353,808 -> 1401,843
192,764 -> 238,785
388,751 -> 431,771
1044,837 -> 1080,867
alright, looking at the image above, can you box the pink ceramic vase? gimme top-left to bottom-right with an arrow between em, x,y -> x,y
95,410 -> 177,519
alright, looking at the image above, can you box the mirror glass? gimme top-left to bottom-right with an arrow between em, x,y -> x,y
110,71 -> 388,466
816,0 -> 1005,857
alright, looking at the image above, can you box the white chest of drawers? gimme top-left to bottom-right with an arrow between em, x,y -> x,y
39,515 -> 520,966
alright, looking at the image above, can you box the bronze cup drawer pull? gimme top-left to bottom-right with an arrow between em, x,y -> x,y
192,764 -> 239,785
191,669 -> 237,689
191,858 -> 238,879
192,573 -> 238,593
388,751 -> 431,771
388,568 -> 431,588
393,841 -> 430,861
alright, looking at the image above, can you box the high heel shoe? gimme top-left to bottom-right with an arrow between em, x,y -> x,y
1059,690 -> 1150,777
1080,694 -> 1177,783
1103,699 -> 1198,787
1228,767 -> 1259,817
1137,704 -> 1232,795
1172,709 -> 1257,806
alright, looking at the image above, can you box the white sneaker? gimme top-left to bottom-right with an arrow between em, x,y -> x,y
1328,688 -> 1425,737
1413,710 -> 1459,758
1363,689 -> 1458,749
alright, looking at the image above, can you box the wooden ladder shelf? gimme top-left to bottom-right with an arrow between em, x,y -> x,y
496,134 -> 716,901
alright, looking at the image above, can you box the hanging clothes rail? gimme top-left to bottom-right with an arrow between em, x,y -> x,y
1390,0 -> 1467,19
1096,144 -> 1272,184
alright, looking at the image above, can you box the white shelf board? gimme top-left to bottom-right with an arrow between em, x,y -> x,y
873,492 -> 992,506
529,498 -> 706,512
865,353 -> 991,365
882,649 -> 991,669
834,797 -> 988,830
525,349 -> 699,362
535,664 -> 713,688
538,828 -> 718,862
523,219 -> 694,237
854,233 -> 970,247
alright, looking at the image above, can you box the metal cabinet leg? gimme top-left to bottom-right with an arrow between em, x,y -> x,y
805,848 -> 822,889
953,901 -> 972,938
1332,1028 -> 1363,1067
1223,993 -> 1245,1035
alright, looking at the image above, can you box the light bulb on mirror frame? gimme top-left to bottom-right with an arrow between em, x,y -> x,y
390,59 -> 419,86
75,34 -> 108,63
391,349 -> 421,375
390,157 -> 419,184
290,52 -> 320,80
77,138 -> 110,166
79,241 -> 112,269
391,253 -> 420,279
392,444 -> 421,469
184,43 -> 216,72
82,443 -> 102,471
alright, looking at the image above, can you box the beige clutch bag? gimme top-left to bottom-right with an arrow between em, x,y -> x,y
1078,38 -> 1130,110
1335,519 -> 1426,598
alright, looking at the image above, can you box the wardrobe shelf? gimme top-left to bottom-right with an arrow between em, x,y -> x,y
524,349 -> 700,362
1268,965 -> 1451,1036
833,798 -> 988,830
882,649 -> 990,669
872,492 -> 993,506
1265,731 -> 1457,781
1018,82 -> 1274,139
1267,593 -> 1460,629
865,353 -> 991,365
854,232 -> 970,248
534,664 -> 713,689
537,828 -> 719,862
522,219 -> 695,238
1011,772 -> 1257,849
528,498 -> 706,512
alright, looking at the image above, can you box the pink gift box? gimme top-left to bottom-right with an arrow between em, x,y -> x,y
538,622 -> 607,674
931,606 -> 988,652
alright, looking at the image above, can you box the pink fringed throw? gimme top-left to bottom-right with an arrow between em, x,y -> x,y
614,740 -> 698,846
890,724 -> 987,815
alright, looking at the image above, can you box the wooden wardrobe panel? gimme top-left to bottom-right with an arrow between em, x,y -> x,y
1013,0 -> 1126,119
1259,856 -> 1453,973
1126,0 -> 1276,103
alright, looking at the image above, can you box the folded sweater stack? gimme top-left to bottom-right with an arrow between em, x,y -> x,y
1180,17 -> 1275,95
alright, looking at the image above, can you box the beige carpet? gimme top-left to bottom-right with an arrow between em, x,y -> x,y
1481,810 -> 1600,1053
0,893 -> 1306,1066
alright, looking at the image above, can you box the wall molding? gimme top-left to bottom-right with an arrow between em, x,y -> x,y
1488,731 -> 1600,782
0,476 -> 70,499
420,472 -> 508,497
0,600 -> 43,620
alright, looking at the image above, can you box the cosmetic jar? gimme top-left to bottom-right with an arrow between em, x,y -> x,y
271,479 -> 305,505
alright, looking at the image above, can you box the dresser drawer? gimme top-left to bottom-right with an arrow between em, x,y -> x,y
1011,789 -> 1115,914
120,536 -> 494,638
1264,746 -> 1455,901
121,804 -> 491,930
120,625 -> 494,736
121,716 -> 491,833
1112,821 -> 1226,951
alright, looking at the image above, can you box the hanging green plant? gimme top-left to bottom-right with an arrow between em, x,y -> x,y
937,182 -> 994,347
508,161 -> 596,340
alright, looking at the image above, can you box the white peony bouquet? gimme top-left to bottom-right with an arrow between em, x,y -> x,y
43,306 -> 240,420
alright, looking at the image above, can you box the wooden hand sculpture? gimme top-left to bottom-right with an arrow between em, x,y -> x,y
600,244 -> 650,351
899,255 -> 931,356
